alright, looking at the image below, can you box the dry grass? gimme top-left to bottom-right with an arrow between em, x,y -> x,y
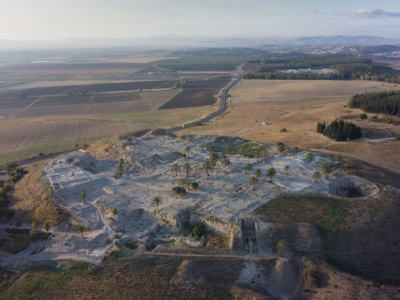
8,160 -> 64,225
231,79 -> 400,103
325,140 -> 400,172
0,117 -> 142,155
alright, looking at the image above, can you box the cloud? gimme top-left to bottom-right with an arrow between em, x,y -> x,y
336,9 -> 400,18
308,10 -> 327,15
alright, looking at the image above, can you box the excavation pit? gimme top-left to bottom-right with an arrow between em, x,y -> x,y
328,176 -> 379,198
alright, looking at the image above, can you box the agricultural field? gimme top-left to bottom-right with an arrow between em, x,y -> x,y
2,80 -> 177,97
231,79 -> 400,103
372,58 -> 400,70
159,78 -> 231,109
154,57 -> 245,72
0,62 -> 151,79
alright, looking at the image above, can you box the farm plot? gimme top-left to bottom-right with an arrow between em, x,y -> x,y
159,78 -> 231,109
0,97 -> 40,117
0,62 -> 150,79
3,80 -> 177,97
231,79 -> 400,103
15,92 -> 149,118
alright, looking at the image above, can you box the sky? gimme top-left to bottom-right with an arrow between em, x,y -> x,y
0,0 -> 400,40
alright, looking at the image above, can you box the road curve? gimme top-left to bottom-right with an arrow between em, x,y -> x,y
169,64 -> 243,132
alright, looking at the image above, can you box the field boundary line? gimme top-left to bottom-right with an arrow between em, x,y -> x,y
142,92 -> 154,110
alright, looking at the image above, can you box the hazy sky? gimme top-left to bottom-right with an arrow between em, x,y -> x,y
1,0 -> 400,40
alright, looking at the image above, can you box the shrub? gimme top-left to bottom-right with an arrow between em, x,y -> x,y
358,113 -> 368,120
3,162 -> 18,175
385,117 -> 392,124
190,223 -> 205,236
280,128 -> 287,133
190,182 -> 199,190
2,184 -> 12,193
194,121 -> 202,126
38,152 -> 44,157
172,186 -> 186,195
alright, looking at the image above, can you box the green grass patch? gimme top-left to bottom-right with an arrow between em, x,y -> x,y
224,142 -> 270,158
258,194 -> 350,234
0,136 -> 107,165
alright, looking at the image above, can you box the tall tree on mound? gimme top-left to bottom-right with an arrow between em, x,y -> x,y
306,152 -> 314,163
262,150 -> 268,160
183,163 -> 191,177
277,239 -> 289,253
249,176 -> 259,190
293,147 -> 299,155
184,146 -> 191,158
66,157 -> 73,167
283,165 -> 290,175
210,152 -> 219,166
202,160 -> 212,176
80,189 -> 87,204
77,225 -> 85,239
152,197 -> 162,213
32,220 -> 39,230
277,144 -> 285,155
116,164 -> 125,177
121,143 -> 127,151
313,171 -> 321,182
267,168 -> 276,181
171,163 -> 180,176
112,208 -> 118,217
244,164 -> 253,174
322,162 -> 333,179
118,158 -> 124,165
255,152 -> 261,162
254,169 -> 261,178
220,156 -> 231,173
30,229 -> 38,243
204,142 -> 212,151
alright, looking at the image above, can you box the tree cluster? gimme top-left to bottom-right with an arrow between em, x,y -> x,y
348,90 -> 400,116
317,120 -> 362,141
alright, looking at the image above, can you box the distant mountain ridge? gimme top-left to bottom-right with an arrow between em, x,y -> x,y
0,35 -> 399,50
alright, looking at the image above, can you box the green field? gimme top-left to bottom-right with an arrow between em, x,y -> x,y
155,57 -> 245,72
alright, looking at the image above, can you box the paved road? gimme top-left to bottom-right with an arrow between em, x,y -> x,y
169,64 -> 243,132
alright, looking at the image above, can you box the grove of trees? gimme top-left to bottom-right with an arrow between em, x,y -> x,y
317,120 -> 362,141
348,91 -> 400,116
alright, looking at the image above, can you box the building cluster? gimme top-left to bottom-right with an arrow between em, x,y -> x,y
277,68 -> 335,74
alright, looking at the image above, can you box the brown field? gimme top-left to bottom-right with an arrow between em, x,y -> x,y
372,58 -> 400,70
2,80 -> 177,97
231,79 -> 400,103
159,78 -> 231,109
0,62 -> 150,79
